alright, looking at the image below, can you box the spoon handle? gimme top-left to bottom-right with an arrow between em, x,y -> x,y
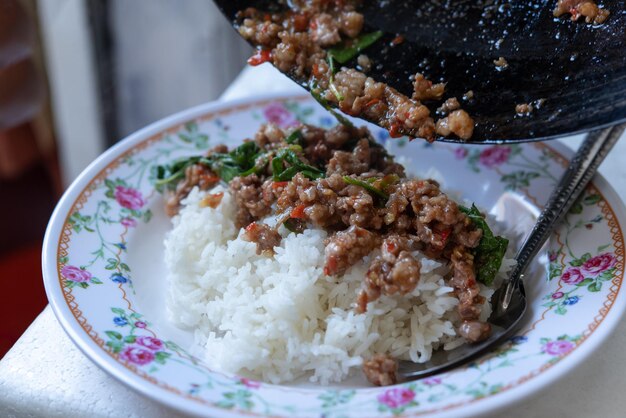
503,124 -> 624,302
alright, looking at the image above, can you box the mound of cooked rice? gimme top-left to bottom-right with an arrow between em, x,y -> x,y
165,186 -> 509,384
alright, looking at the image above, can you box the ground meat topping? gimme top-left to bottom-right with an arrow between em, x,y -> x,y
412,73 -> 446,101
458,320 -> 492,343
435,109 -> 475,141
449,244 -> 491,341
493,56 -> 509,70
363,354 -> 398,386
515,103 -> 533,116
326,137 -> 372,176
254,123 -> 288,149
554,0 -> 610,24
230,174 -> 272,229
437,97 -> 461,115
164,163 -> 220,217
339,10 -> 364,38
243,222 -> 282,256
311,13 -> 342,46
236,2 -> 471,141
357,54 -> 371,72
358,235 -> 421,311
324,225 -> 381,276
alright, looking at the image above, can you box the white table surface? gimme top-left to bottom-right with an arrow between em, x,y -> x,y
1,65 -> 626,418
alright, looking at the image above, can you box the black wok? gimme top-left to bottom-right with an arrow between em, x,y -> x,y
214,0 -> 626,143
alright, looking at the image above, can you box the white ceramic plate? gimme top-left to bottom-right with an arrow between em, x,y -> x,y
43,94 -> 626,417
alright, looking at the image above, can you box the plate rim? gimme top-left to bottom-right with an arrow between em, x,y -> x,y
42,92 -> 626,418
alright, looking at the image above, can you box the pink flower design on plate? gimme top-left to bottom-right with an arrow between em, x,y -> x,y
548,251 -> 558,262
136,336 -> 164,351
377,387 -> 416,409
423,377 -> 442,386
552,291 -> 564,299
240,378 -> 261,389
581,252 -> 616,276
61,265 -> 92,283
121,217 -> 138,228
114,186 -> 146,210
262,102 -> 298,128
454,147 -> 468,160
119,346 -> 155,365
543,340 -> 575,356
479,146 -> 512,168
561,267 -> 585,285
134,321 -> 147,329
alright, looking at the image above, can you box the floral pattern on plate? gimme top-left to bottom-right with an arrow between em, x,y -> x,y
44,95 -> 625,418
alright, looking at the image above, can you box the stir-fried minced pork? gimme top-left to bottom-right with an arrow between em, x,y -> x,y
243,222 -> 283,255
357,235 -> 421,311
435,110 -> 475,141
236,1 -> 474,141
459,320 -> 492,343
163,144 -> 229,216
362,354 -> 398,386
324,226 -> 381,276
157,122 -> 509,386
493,56 -> 509,70
515,103 -> 533,115
412,73 -> 446,101
437,97 -> 461,115
229,174 -> 272,229
553,0 -> 610,24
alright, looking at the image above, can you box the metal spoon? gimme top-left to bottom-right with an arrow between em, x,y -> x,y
213,0 -> 626,143
397,123 -> 624,380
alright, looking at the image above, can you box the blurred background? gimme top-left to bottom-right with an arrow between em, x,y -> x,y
0,0 -> 250,356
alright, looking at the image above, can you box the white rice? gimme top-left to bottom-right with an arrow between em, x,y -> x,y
165,186 -> 511,384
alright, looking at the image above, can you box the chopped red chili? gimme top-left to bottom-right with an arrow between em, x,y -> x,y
323,256 -> 338,276
245,222 -> 259,233
293,13 -> 308,31
389,123 -> 403,138
290,204 -> 307,219
391,35 -> 405,46
272,181 -> 289,189
365,98 -> 381,108
439,228 -> 451,243
199,192 -> 224,209
312,63 -> 322,78
247,49 -> 272,66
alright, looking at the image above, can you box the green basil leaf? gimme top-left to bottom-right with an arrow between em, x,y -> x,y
310,88 -> 355,128
214,163 -> 241,183
342,176 -> 389,200
271,148 -> 324,181
327,56 -> 344,101
284,218 -> 306,234
328,31 -> 384,64
285,130 -> 303,145
299,168 -> 325,180
276,166 -> 301,181
153,156 -> 202,192
460,204 -> 509,286
272,154 -> 286,180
